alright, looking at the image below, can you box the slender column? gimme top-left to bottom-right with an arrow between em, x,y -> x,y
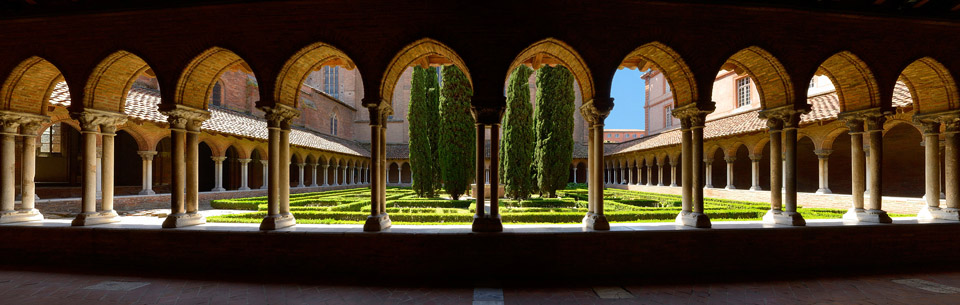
138,151 -> 158,194
847,119 -> 867,213
342,164 -> 349,185
679,120 -> 693,215
166,118 -> 187,221
669,159 -> 677,187
13,120 -> 44,222
691,120 -> 706,216
489,123 -> 500,218
185,121 -> 201,213
100,125 -> 117,212
260,160 -> 269,190
367,124 -> 382,218
703,158 -> 713,188
0,120 -> 18,215
332,165 -> 339,186
917,117 -> 953,220
72,111 -> 125,226
625,164 -> 631,185
658,160 -> 666,186
364,102 -> 391,231
238,158 -> 251,190
259,105 -> 298,230
297,163 -> 306,188
865,115 -> 890,222
310,163 -> 319,187
724,156 -> 735,190
379,124 -> 386,212
780,112 -> 804,225
279,122 -> 292,216
590,122 -> 608,228
322,165 -> 329,186
572,167 -> 577,184
814,150 -> 832,194
767,118 -> 784,212
646,161 -> 653,186
673,106 -> 711,228
749,154 -> 761,191
79,122 -> 98,215
211,156 -> 226,192
587,126 -> 595,213
475,123 -> 485,217
945,118 -> 959,211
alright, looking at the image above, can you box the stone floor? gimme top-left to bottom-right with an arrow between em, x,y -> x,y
2,267 -> 960,304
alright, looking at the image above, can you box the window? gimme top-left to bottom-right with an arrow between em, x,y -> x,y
809,79 -> 816,88
330,113 -> 339,136
736,77 -> 752,107
665,105 -> 673,127
615,134 -> 619,138
211,81 -> 223,107
39,123 -> 61,154
664,78 -> 670,94
322,66 -> 340,100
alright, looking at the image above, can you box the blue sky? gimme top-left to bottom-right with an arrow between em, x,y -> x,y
606,69 -> 645,130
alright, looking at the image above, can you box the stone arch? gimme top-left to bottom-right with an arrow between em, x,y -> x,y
275,42 -> 358,108
1,56 -> 64,115
815,51 -> 881,112
176,47 -> 256,109
507,38 -> 593,104
898,57 -> 959,114
381,38 -> 472,106
117,125 -> 151,152
752,136 -> 770,156
796,135 -> 819,193
732,144 -> 752,190
720,46 -> 794,109
620,42 -> 697,106
199,138 -> 223,157
821,126 -> 849,151
84,50 -> 152,113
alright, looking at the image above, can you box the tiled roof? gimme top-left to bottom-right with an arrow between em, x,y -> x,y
609,81 -> 914,156
48,82 -> 369,157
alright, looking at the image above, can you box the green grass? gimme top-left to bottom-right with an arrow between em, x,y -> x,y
207,186 -> 915,225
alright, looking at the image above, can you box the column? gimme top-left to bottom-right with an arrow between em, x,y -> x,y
260,160 -> 268,190
211,156 -> 226,192
674,106 -> 710,228
297,163 -> 306,188
363,103 -> 390,232
310,163 -> 319,187
489,123 -> 502,223
0,118 -> 20,222
625,164 -> 632,185
3,118 -> 44,223
724,156 -> 735,190
259,105 -> 297,230
474,123 -> 485,218
749,154 -> 762,191
864,114 -> 891,222
814,150 -> 832,194
587,121 -> 609,229
163,116 -> 188,227
843,118 -> 867,220
380,124 -> 386,213
322,164 -> 329,186
779,111 -> 805,225
71,112 -> 124,226
917,116 -> 955,220
185,120 -> 202,215
238,158 -> 251,190
944,117 -> 959,217
765,117 -> 784,219
572,167 -> 577,184
138,151 -> 158,195
669,158 -> 677,187
703,157 -> 713,188
100,125 -> 119,214
332,164 -> 339,186
342,164 -> 349,185
658,159 -> 665,186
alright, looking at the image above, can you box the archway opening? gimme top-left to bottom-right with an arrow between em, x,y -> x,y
882,123 -> 924,198
733,145 -> 751,190
224,146 -> 240,190
198,142 -> 214,192
250,149 -> 265,189
114,130 -> 143,194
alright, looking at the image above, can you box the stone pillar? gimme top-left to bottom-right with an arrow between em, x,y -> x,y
0,114 -> 46,223
475,123 -> 485,218
840,111 -> 891,223
160,106 -> 209,228
489,124 -> 501,219
363,102 -> 391,232
724,156 -> 736,190
0,120 -> 20,217
759,107 -> 805,226
211,156 -> 226,192
343,164 -> 349,185
781,111 -> 804,225
669,159 -> 678,187
865,114 -> 891,222
166,115 -> 187,224
310,163 -> 319,187
581,101 -> 610,230
646,161 -> 653,186
587,126 -> 596,212
138,151 -> 158,195
625,164 -> 631,185
917,115 -> 958,221
572,167 -> 578,184
322,164 -> 329,186
658,159 -> 666,186
71,111 -> 126,226
258,104 -> 298,230
260,160 -> 268,190
944,117 -> 960,215
238,158 -> 251,190
185,120 -> 202,215
844,118 -> 867,219
703,157 -> 713,189
332,164 -> 339,186
673,105 -> 711,228
749,154 -> 761,191
765,117 -> 784,215
297,163 -> 306,188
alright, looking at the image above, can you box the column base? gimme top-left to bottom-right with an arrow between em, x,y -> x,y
162,212 -> 206,228
259,186 -> 267,190
310,184 -> 319,188
762,209 -> 806,226
749,186 -> 762,191
815,188 -> 832,194
259,213 -> 296,230
582,212 -> 610,231
71,210 -> 120,226
297,184 -> 305,188
724,185 -> 735,190
211,187 -> 226,192
138,189 -> 156,195
0,209 -> 44,224
670,183 -> 677,187
238,187 -> 251,191
363,213 -> 392,232
842,208 -> 892,223
675,211 -> 711,228
472,213 -> 503,232
917,207 -> 960,221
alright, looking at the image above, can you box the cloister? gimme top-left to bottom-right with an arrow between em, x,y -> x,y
0,0 -> 959,281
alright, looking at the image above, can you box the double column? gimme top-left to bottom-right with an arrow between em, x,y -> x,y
364,102 -> 391,232
472,120 -> 503,232
258,103 -> 299,230
238,158 -> 251,190
814,150 -> 832,194
759,106 -> 805,226
669,158 -> 678,187
159,105 -> 209,228
71,110 -> 127,226
840,109 -> 891,223
724,156 -> 736,190
917,112 -> 960,221
310,163 -> 319,187
673,104 -> 711,228
581,101 -> 610,230
0,112 -> 47,223
138,151 -> 158,195
211,156 -> 226,192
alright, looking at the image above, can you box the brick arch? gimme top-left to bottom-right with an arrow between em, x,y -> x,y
118,125 -> 151,151
506,38 -> 593,105
1,56 -> 63,115
815,51 -> 881,112
249,145 -> 267,160
176,47 -> 255,110
720,46 -> 794,109
752,137 -> 770,156
883,118 -> 920,137
620,42 -> 697,107
316,154 -> 328,165
225,144 -> 247,159
290,151 -> 304,164
821,125 -> 849,151
381,38 -> 472,106
898,57 -> 959,114
275,42 -> 358,108
84,50 -> 152,113
198,138 -> 224,157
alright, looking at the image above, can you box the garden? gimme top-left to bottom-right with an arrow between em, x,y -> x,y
207,185 -> 911,225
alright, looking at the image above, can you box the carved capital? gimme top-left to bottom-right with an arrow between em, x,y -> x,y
914,117 -> 941,135
238,158 -> 252,164
671,104 -> 710,129
260,103 -> 300,128
758,105 -> 805,129
0,110 -> 49,135
749,154 -> 763,161
724,156 -> 736,163
838,108 -> 888,132
367,101 -> 393,126
211,156 -> 226,162
70,109 -> 127,132
579,99 -> 610,126
138,151 -> 158,160
814,149 -> 833,158
159,104 -> 210,131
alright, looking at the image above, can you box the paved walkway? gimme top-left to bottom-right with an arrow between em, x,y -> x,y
1,267 -> 959,304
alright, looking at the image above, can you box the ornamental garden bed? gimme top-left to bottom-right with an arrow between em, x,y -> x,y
207,186 -> 914,225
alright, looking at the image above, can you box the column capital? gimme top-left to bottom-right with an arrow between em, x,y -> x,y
724,156 -> 736,163
260,159 -> 269,165
579,99 -> 611,126
238,158 -> 252,164
211,156 -> 226,162
814,149 -> 833,158
259,103 -> 300,129
758,105 -> 807,129
838,108 -> 889,132
159,104 -> 209,130
749,154 -> 763,161
703,158 -> 713,164
672,103 -> 711,129
914,116 -> 941,135
70,108 -> 127,132
471,105 -> 505,125
138,150 -> 158,160
367,100 -> 393,126
298,163 -> 307,167
0,111 -> 49,135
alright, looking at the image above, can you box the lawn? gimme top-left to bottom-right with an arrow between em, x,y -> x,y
207,185 -> 914,225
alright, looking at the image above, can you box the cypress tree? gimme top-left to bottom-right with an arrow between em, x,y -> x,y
499,65 -> 535,199
532,65 -> 575,197
408,66 -> 435,197
425,67 -> 442,189
438,65 -> 475,200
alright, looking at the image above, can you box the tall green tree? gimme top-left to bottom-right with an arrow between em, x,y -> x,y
533,65 -> 575,197
499,65 -> 535,199
438,65 -> 475,200
408,66 -> 438,197
425,67 -> 442,187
